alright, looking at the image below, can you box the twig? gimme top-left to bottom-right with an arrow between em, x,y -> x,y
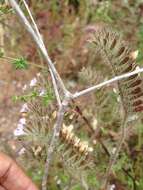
22,0 -> 40,39
50,71 -> 62,106
19,0 -> 62,106
8,0 -> 67,96
103,116 -> 128,189
21,0 -> 61,105
42,94 -> 71,190
73,67 -> 143,98
71,100 -> 94,134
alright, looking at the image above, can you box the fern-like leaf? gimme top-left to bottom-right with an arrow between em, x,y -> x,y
92,27 -> 143,116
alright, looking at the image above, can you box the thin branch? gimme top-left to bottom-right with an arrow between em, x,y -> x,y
73,67 -> 143,99
42,95 -> 70,190
16,0 -> 62,105
22,0 -> 41,41
16,0 -> 62,106
72,100 -> 94,134
103,115 -> 128,189
50,71 -> 62,106
9,0 -> 67,95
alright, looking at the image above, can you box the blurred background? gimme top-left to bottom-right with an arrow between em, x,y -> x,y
1,1 -> 143,190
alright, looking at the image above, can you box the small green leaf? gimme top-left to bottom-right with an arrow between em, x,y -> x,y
12,95 -> 19,102
12,57 -> 28,70
42,90 -> 54,106
12,90 -> 39,102
0,5 -> 12,15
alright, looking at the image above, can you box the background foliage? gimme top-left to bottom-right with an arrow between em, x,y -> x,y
1,0 -> 143,190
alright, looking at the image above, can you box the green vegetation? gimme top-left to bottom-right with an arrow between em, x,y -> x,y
1,1 -> 143,190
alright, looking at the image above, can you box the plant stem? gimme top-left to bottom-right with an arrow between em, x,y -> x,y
9,0 -> 67,96
103,116 -> 128,189
1,56 -> 46,69
73,67 -> 143,98
42,94 -> 71,190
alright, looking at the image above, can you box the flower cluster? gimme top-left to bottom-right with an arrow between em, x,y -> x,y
14,102 -> 29,137
14,117 -> 26,136
61,124 -> 93,156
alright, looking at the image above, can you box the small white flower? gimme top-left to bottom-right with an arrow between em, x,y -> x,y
19,118 -> 26,125
30,77 -> 37,87
14,123 -> 25,136
39,89 -> 46,96
20,103 -> 28,113
18,147 -> 26,155
14,117 -> 26,137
